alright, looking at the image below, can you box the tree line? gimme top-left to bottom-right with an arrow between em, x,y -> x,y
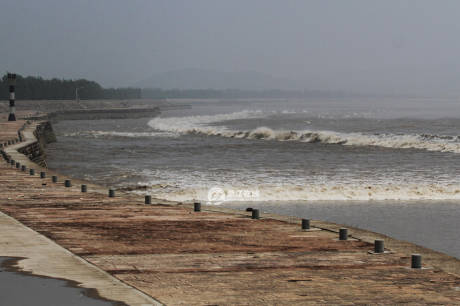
2,73 -> 372,100
0,73 -> 141,100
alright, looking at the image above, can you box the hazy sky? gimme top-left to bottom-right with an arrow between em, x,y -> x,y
1,0 -> 460,95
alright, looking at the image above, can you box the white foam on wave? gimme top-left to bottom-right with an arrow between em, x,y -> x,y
145,183 -> 460,203
148,110 -> 264,136
131,169 -> 460,202
148,112 -> 460,153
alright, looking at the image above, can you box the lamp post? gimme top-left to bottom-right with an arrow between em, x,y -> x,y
7,73 -> 16,121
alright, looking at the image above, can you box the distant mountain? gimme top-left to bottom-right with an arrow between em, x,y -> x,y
136,68 -> 303,90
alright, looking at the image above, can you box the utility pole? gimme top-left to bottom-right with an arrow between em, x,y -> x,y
7,73 -> 16,121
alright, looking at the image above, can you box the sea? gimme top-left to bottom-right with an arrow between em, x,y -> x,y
45,97 -> 460,258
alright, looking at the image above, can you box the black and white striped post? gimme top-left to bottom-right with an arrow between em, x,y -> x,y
7,73 -> 16,122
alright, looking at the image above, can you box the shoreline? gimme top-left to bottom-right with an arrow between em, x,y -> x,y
0,114 -> 459,304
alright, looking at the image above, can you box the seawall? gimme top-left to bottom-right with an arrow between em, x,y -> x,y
0,118 -> 459,305
16,121 -> 55,167
45,106 -> 161,121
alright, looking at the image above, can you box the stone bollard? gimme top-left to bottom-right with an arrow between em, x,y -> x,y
374,240 -> 384,253
108,189 -> 115,197
145,195 -> 152,204
29,169 -> 35,175
81,184 -> 87,192
339,228 -> 348,240
40,172 -> 46,179
411,254 -> 422,269
301,219 -> 310,230
21,165 -> 26,172
252,209 -> 260,219
52,176 -> 58,183
64,180 -> 71,187
194,202 -> 201,212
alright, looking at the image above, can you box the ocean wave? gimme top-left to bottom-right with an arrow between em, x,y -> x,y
148,110 -> 264,135
148,112 -> 460,153
144,183 -> 460,202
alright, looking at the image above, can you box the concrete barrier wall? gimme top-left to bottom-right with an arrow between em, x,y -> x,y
45,107 -> 161,121
17,121 -> 55,167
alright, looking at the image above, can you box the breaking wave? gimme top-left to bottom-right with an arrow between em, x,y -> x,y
139,183 -> 460,202
148,112 -> 460,153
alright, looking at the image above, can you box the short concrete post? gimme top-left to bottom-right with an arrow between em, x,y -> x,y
52,176 -> 58,183
81,184 -> 87,192
108,189 -> 115,197
145,195 -> 151,204
64,180 -> 71,187
411,254 -> 422,269
339,228 -> 348,240
29,169 -> 35,175
252,209 -> 260,219
194,202 -> 201,212
374,240 -> 384,253
40,172 -> 46,179
301,219 -> 310,230
21,165 -> 26,172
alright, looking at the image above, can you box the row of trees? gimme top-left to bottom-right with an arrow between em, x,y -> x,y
1,73 -> 365,100
0,74 -> 141,100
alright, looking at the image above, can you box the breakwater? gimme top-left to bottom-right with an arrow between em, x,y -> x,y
0,118 -> 459,305
36,106 -> 161,121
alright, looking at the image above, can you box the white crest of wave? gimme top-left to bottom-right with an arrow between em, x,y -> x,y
149,183 -> 460,203
305,131 -> 460,153
147,110 -> 263,136
147,112 -> 460,153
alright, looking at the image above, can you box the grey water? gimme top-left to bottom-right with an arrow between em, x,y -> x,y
45,98 -> 460,258
0,257 -> 116,306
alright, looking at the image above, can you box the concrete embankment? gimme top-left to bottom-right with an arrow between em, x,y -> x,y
42,107 -> 161,121
0,119 -> 459,305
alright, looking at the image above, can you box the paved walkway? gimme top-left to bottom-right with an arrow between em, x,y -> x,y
0,120 -> 459,305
